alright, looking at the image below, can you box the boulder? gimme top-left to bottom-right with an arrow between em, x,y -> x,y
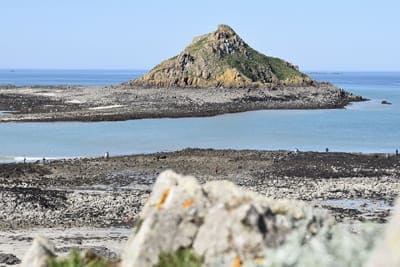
122,170 -> 379,267
0,253 -> 21,265
381,100 -> 392,105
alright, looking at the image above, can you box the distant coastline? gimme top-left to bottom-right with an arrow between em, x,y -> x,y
0,82 -> 364,122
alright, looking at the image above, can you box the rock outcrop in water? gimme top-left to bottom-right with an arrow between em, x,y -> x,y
129,25 -> 312,88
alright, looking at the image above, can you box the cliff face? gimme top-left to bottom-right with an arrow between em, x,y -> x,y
129,24 -> 311,88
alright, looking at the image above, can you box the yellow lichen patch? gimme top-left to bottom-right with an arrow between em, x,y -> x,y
217,68 -> 238,83
182,198 -> 195,208
255,257 -> 264,265
217,68 -> 252,87
283,75 -> 310,85
232,256 -> 242,267
156,188 -> 170,209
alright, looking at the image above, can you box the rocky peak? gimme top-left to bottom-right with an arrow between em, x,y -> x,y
129,25 -> 311,88
214,24 -> 240,40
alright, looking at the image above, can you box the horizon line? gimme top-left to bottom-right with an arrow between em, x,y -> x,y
1,68 -> 400,73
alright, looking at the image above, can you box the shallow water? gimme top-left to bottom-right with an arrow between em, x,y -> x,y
0,71 -> 399,161
0,110 -> 13,115
320,199 -> 393,211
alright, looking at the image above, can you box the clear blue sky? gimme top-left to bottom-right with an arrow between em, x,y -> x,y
1,0 -> 399,71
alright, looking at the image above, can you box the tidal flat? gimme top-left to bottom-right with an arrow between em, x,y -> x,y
0,83 -> 361,122
0,149 -> 398,263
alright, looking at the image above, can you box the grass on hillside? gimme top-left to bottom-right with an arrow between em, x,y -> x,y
223,47 -> 305,82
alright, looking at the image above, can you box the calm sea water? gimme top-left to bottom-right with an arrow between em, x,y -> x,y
0,69 -> 145,86
0,71 -> 399,161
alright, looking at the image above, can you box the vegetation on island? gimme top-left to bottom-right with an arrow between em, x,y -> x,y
130,24 -> 311,88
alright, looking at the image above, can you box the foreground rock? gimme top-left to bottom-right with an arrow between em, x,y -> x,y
20,236 -> 56,267
121,170 -> 381,267
367,199 -> 400,266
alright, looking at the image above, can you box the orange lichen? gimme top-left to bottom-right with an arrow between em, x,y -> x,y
156,188 -> 170,209
182,198 -> 195,208
232,256 -> 242,267
255,257 -> 264,264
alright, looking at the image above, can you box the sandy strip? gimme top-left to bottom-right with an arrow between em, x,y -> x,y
89,105 -> 125,110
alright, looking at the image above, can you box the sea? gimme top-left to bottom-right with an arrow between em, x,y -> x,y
0,70 -> 399,162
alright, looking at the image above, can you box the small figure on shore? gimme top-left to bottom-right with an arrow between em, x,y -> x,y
104,152 -> 109,160
325,148 -> 329,153
42,157 -> 46,164
23,157 -> 26,164
396,149 -> 399,156
215,164 -> 219,174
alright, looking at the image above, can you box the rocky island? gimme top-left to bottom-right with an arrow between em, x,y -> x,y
0,25 -> 363,122
129,24 -> 312,88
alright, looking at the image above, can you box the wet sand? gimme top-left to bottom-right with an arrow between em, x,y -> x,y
0,149 -> 398,264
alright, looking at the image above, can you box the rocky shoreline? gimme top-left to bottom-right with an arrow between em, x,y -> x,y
0,84 -> 363,122
1,149 -> 398,230
1,149 -> 398,265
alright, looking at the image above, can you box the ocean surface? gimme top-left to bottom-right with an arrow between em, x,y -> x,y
0,69 -> 146,86
0,70 -> 399,162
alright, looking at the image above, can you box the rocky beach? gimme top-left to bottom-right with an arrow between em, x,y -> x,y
0,149 -> 399,265
0,83 -> 362,122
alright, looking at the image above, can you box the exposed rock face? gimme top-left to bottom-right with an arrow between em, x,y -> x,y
129,24 -> 311,88
121,170 -> 380,267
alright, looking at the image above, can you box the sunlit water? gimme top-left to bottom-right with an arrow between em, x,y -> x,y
0,69 -> 146,86
0,71 -> 399,162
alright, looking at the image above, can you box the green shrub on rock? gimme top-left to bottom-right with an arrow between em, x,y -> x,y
154,248 -> 203,267
47,249 -> 112,267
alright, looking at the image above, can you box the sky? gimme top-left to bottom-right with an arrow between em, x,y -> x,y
0,0 -> 399,71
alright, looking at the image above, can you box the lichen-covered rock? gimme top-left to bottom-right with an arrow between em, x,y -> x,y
128,24 -> 311,88
20,236 -> 56,267
121,170 -> 208,267
122,170 -> 381,267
